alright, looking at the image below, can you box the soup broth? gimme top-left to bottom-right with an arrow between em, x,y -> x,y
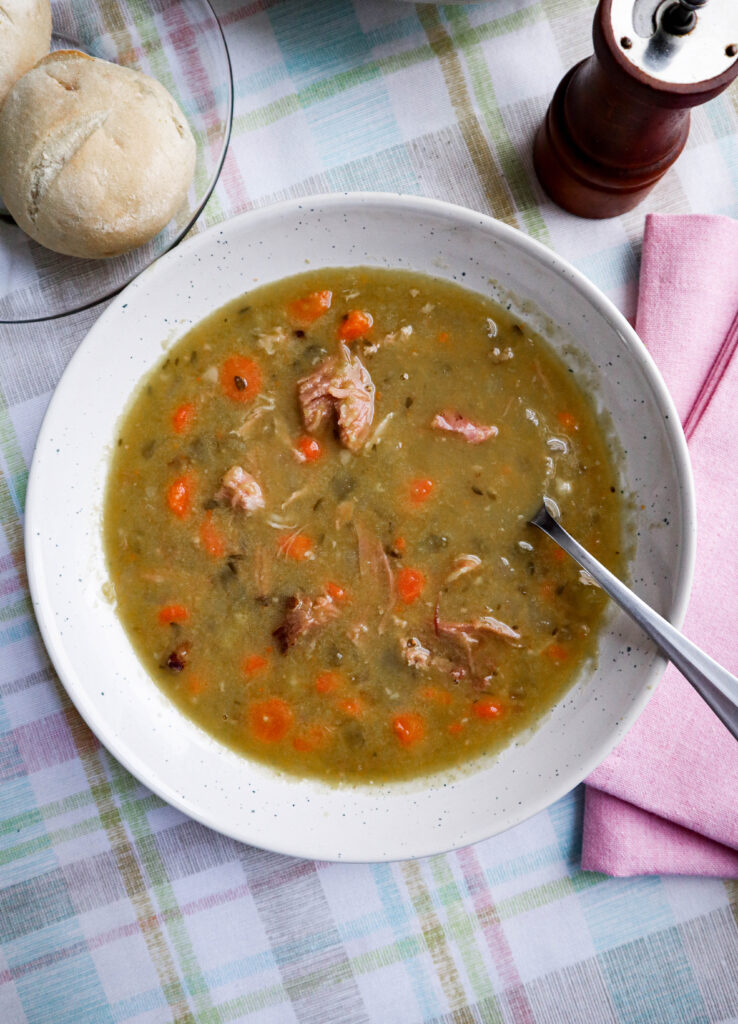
104,268 -> 624,782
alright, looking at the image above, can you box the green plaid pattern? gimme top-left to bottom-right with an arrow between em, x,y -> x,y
2,1 -> 738,1020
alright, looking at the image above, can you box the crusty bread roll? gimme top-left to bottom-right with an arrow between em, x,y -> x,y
0,50 -> 196,258
0,0 -> 51,110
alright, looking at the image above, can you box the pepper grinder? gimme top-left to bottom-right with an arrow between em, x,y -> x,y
533,0 -> 738,218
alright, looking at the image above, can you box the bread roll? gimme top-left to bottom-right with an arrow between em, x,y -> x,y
0,0 -> 51,110
0,50 -> 197,258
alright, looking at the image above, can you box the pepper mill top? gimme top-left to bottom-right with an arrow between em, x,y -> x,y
614,0 -> 737,89
533,0 -> 738,218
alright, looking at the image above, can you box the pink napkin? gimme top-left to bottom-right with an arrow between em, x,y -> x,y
581,214 -> 738,878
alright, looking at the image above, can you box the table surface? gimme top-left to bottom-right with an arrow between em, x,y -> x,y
2,1 -> 738,1022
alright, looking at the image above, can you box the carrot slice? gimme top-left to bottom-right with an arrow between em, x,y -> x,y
172,402 -> 196,434
288,290 -> 332,326
417,685 -> 452,706
242,654 -> 268,677
199,511 -> 226,557
544,643 -> 569,662
409,478 -> 434,505
277,532 -> 314,561
220,356 -> 262,402
292,723 -> 332,752
167,474 -> 195,519
315,671 -> 342,694
397,567 -> 426,605
338,697 -> 363,717
392,712 -> 425,747
325,582 -> 349,603
473,696 -> 504,719
186,674 -> 207,697
158,604 -> 189,624
447,722 -> 465,736
557,411 -> 578,432
296,435 -> 323,462
338,310 -> 373,342
249,698 -> 293,742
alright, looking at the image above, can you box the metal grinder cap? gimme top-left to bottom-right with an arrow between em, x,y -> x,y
610,0 -> 738,85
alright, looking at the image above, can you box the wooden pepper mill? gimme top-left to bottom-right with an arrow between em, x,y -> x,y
534,0 -> 738,218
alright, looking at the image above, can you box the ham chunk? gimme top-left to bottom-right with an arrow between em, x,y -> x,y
297,344 -> 375,452
272,590 -> 341,653
165,643 -> 190,671
435,614 -> 521,646
215,466 -> 264,512
400,636 -> 433,670
297,358 -> 336,433
329,344 -> 376,452
431,410 -> 498,444
399,636 -> 465,678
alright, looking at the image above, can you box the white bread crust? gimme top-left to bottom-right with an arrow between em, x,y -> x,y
0,0 -> 52,110
0,50 -> 196,258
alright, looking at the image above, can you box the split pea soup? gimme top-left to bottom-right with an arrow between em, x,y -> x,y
104,267 -> 624,783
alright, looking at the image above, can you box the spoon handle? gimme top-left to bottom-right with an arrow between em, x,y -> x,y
531,507 -> 738,741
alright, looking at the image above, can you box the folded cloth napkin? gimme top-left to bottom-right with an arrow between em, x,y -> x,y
581,213 -> 738,878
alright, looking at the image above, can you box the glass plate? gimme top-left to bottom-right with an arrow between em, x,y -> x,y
0,0 -> 233,323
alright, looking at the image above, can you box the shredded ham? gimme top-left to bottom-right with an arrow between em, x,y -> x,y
297,358 -> 336,433
215,466 -> 264,512
297,345 -> 375,452
256,326 -> 289,355
254,544 -> 271,603
354,520 -> 394,620
272,590 -> 341,653
328,344 -> 375,452
399,637 -> 465,678
348,622 -> 369,647
355,523 -> 393,591
231,393 -> 276,438
281,485 -> 310,510
431,410 -> 498,445
335,499 -> 355,529
445,554 -> 482,585
435,613 -> 522,647
400,636 -> 432,669
579,569 -> 601,588
430,592 -> 521,682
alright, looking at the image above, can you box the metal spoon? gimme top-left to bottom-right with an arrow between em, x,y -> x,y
530,502 -> 738,741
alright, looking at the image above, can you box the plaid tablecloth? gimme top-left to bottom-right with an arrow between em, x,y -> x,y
2,1 -> 738,1021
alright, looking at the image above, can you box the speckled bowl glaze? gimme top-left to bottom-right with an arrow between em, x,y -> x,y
25,193 -> 695,862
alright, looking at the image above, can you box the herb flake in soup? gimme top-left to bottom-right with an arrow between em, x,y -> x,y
104,268 -> 624,782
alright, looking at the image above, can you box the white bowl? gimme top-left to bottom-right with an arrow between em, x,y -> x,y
25,193 -> 695,862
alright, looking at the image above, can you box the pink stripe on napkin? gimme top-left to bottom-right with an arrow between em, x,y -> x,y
581,214 -> 738,878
